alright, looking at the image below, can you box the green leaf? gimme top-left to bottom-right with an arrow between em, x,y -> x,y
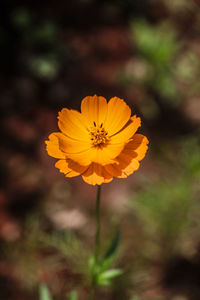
97,268 -> 123,286
68,290 -> 78,300
99,269 -> 123,280
96,230 -> 120,273
39,284 -> 53,300
89,255 -> 96,269
104,230 -> 120,259
132,20 -> 179,66
97,277 -> 110,286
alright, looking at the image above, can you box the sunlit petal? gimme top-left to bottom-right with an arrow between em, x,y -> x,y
45,133 -> 66,159
123,134 -> 149,161
105,153 -> 140,178
58,108 -> 90,141
55,132 -> 91,154
110,116 -> 141,144
82,163 -> 113,185
104,97 -> 131,136
89,143 -> 124,165
55,159 -> 88,177
81,95 -> 108,127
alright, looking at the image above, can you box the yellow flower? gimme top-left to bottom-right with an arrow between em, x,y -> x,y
45,95 -> 149,185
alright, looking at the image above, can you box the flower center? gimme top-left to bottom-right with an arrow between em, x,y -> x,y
90,122 -> 109,147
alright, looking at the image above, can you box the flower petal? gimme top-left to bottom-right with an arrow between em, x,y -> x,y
110,116 -> 141,144
65,149 -> 94,166
105,152 -> 140,178
58,108 -> 90,141
45,133 -> 66,159
56,133 -> 126,166
116,153 -> 140,178
55,132 -> 91,154
89,143 -> 125,165
123,134 -> 149,161
82,163 -> 113,185
55,159 -> 88,177
105,133 -> 148,178
52,132 -> 94,165
64,142 -> 124,166
81,95 -> 108,127
104,97 -> 131,136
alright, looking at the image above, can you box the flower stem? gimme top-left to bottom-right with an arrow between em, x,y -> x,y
90,185 -> 102,300
95,185 -> 101,263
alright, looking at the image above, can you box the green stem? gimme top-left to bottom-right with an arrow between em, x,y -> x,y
95,185 -> 101,263
90,185 -> 102,300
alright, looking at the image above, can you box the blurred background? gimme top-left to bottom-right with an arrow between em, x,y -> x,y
1,0 -> 200,299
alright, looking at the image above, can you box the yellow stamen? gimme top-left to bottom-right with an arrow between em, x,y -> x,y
90,124 -> 109,147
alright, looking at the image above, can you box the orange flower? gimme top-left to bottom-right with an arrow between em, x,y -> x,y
45,95 -> 149,185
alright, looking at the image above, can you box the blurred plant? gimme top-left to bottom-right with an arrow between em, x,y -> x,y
116,135 -> 200,299
39,284 -> 79,300
164,0 -> 195,13
181,135 -> 200,178
11,8 -> 32,29
68,290 -> 78,300
119,19 -> 200,117
89,230 -> 122,288
10,7 -> 64,79
130,20 -> 180,102
175,52 -> 199,82
133,21 -> 178,67
131,135 -> 200,262
2,211 -> 123,299
39,284 -> 53,300
133,179 -> 192,256
30,55 -> 60,79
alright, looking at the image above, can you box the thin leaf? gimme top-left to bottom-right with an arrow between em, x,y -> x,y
99,268 -> 123,280
97,268 -> 123,286
104,230 -> 120,259
99,255 -> 114,273
39,284 -> 53,300
68,290 -> 78,300
97,277 -> 111,286
88,255 -> 95,269
96,230 -> 120,273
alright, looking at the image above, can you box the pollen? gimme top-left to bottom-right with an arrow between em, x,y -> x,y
90,123 -> 109,147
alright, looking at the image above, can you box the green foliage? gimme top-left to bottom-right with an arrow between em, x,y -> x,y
29,23 -> 57,44
180,135 -> 200,178
98,269 -> 123,286
153,70 -> 178,100
39,284 -> 53,300
128,18 -> 200,106
68,290 -> 78,300
10,7 -> 63,80
175,52 -> 200,82
132,20 -> 178,66
11,8 -> 32,29
30,55 -> 60,79
89,255 -> 123,287
133,179 -> 191,240
131,136 -> 200,259
127,20 -> 182,102
89,230 -> 122,287
104,230 -> 120,259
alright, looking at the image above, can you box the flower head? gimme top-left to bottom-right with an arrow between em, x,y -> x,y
45,95 -> 149,185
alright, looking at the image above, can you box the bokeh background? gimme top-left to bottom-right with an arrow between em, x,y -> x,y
1,0 -> 200,299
